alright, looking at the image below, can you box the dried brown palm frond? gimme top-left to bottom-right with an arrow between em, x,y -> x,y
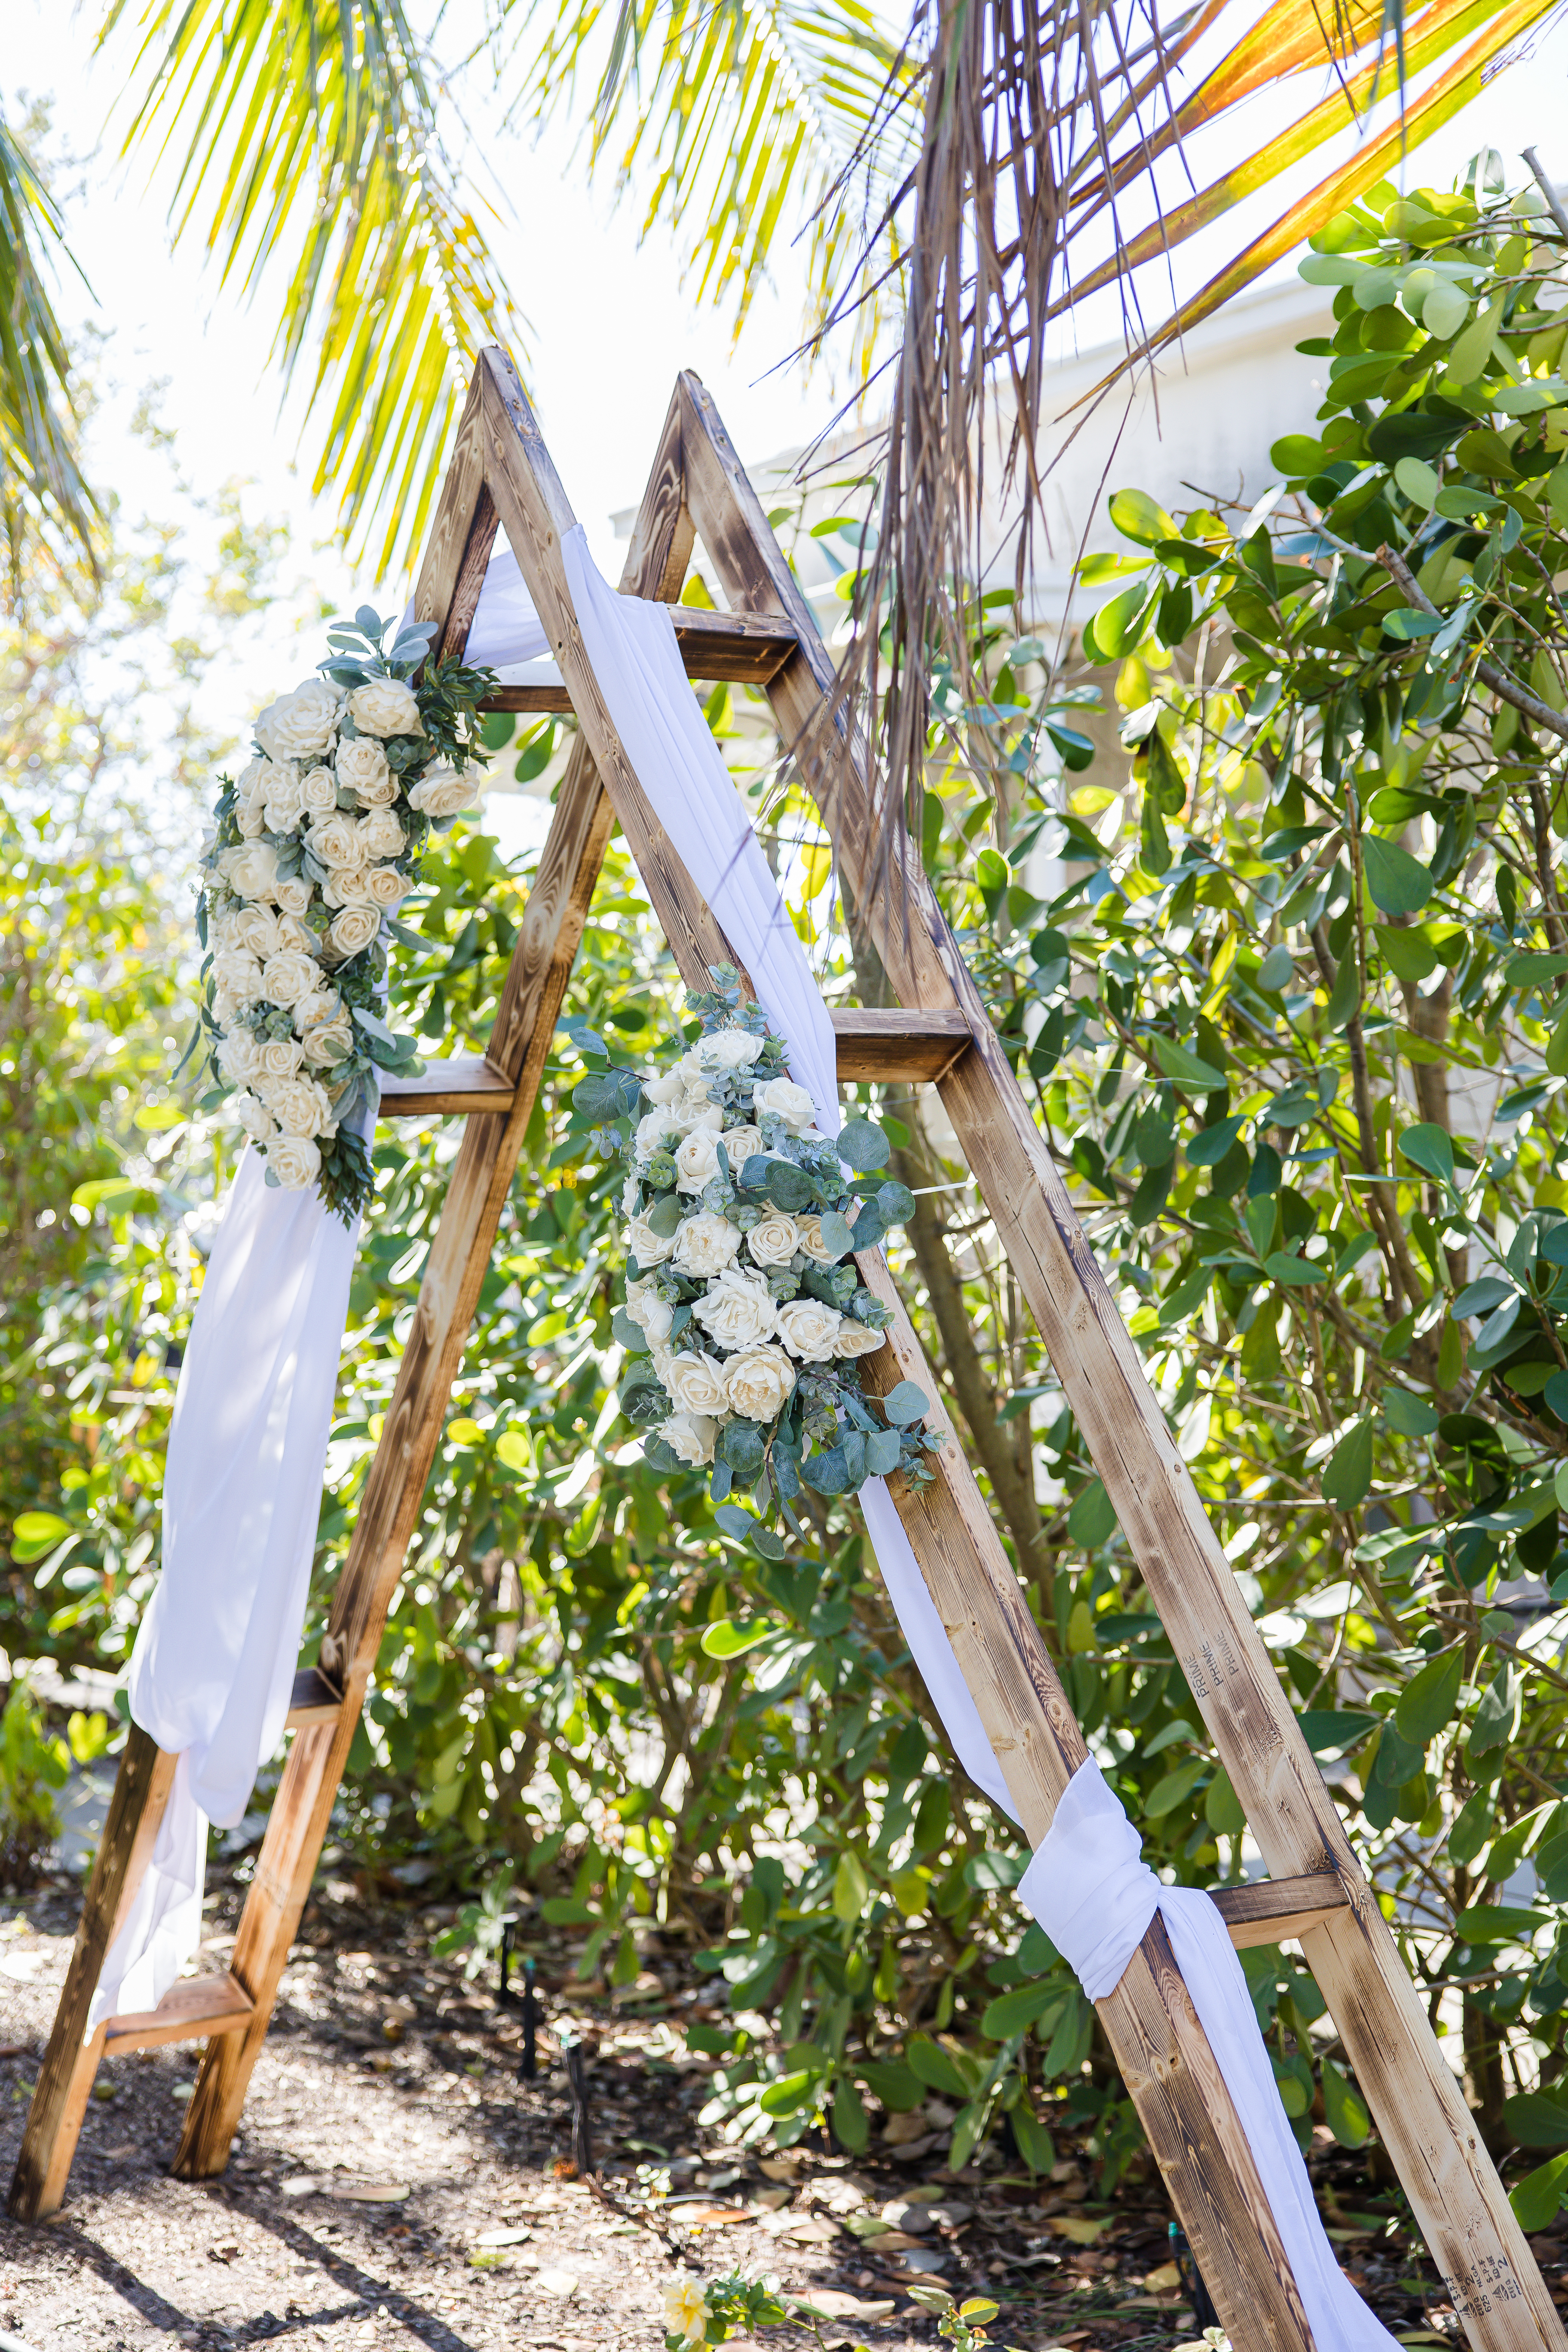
826,0 -> 1562,898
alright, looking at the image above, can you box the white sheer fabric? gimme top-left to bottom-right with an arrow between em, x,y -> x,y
564,521 -> 1395,2350
1022,1762 -> 1401,2352
92,1146 -> 364,2031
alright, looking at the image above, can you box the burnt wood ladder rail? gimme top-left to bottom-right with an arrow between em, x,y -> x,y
9,354 -> 1559,2352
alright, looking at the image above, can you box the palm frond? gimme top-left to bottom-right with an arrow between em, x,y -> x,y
839,0 -> 1562,866
0,116 -> 99,597
99,0 -> 528,579
496,0 -> 920,385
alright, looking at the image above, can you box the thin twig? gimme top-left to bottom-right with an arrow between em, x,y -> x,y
1375,544 -> 1568,745
1523,146 -> 1568,245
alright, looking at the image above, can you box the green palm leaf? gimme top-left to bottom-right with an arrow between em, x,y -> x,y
99,0 -> 527,579
0,116 -> 99,592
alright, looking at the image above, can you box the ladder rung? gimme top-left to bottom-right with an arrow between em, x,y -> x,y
480,606 -> 799,712
1209,1872 -> 1350,1950
377,1018 -> 972,1122
285,1666 -> 343,1726
102,1971 -> 254,2056
831,1008 -> 973,1084
379,1054 -> 515,1118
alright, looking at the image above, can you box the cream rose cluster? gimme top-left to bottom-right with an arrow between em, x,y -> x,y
616,988 -> 935,1501
195,611 -> 493,1218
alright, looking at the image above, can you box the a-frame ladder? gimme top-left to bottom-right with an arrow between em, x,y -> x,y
11,352 -> 1559,2352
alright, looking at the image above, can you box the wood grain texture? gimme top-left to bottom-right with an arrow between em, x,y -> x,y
284,1665 -> 343,1725
677,367 -> 1564,2352
378,1053 -> 515,1117
1208,1875 -> 1350,1951
410,375 -> 491,651
170,351 -> 689,2186
8,1727 -> 176,2219
438,481 -> 499,665
831,1007 -> 974,1083
103,1973 -> 253,2056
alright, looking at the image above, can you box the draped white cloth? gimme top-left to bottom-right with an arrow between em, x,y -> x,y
561,521 -> 1396,2352
1022,1763 -> 1400,2352
91,1147 -> 364,2030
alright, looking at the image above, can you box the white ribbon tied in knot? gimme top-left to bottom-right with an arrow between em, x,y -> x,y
1021,1761 -> 1400,2352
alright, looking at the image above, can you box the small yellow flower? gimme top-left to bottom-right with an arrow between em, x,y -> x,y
665,2274 -> 707,2347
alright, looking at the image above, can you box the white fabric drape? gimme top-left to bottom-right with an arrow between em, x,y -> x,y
1021,1762 -> 1400,2352
562,521 -> 1396,2352
92,1145 -> 364,2031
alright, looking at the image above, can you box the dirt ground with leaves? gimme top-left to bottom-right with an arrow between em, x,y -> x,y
0,1873 -> 1555,2352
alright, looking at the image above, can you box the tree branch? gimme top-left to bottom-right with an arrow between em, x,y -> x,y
1375,544 -> 1568,745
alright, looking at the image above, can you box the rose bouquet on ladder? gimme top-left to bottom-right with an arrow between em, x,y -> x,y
606,968 -> 941,1512
193,606 -> 495,1219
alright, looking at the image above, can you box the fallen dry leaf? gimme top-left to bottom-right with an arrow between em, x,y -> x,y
680,2205 -> 749,2226
1143,2260 -> 1183,2292
474,2228 -> 533,2248
536,2268 -> 580,2298
1047,2213 -> 1115,2245
790,2291 -> 897,2321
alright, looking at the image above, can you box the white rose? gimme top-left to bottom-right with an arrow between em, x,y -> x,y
301,1016 -> 355,1067
234,1090 -> 276,1144
649,1339 -> 677,1387
299,764 -> 338,817
217,1029 -> 263,1085
724,1342 -> 797,1421
255,678 -> 343,761
327,904 -> 380,960
406,766 -> 473,817
622,1174 -> 640,1216
627,1212 -> 675,1269
672,1097 -> 723,1139
634,1110 -> 681,1161
335,736 -> 393,802
235,755 -> 268,805
745,1211 -> 799,1268
263,770 -> 305,832
227,842 -> 280,903
364,865 -> 413,907
348,677 -> 423,738
228,904 -> 279,960
660,1411 -> 718,1467
670,1211 -> 743,1279
259,1072 -> 334,1138
211,984 -> 240,1026
754,1075 -> 818,1132
258,1035 -> 306,1079
777,1297 -> 843,1363
675,1127 -> 726,1194
297,985 -> 341,1030
325,866 -> 377,907
307,812 -> 360,867
269,1135 -> 323,1190
625,1275 -> 675,1345
261,949 -> 323,1008
796,1214 -> 839,1267
700,1028 -> 765,1069
664,1350 -> 731,1416
274,877 -> 314,917
272,912 -> 318,957
692,1265 -> 777,1351
211,947 -> 263,1002
236,799 -> 266,838
358,807 -> 405,859
645,1072 -> 683,1106
834,1318 -> 888,1360
720,1125 -> 763,1167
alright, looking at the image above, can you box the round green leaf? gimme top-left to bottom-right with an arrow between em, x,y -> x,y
836,1118 -> 891,1173
1321,1418 -> 1374,1508
700,1617 -> 772,1658
1394,1645 -> 1462,1745
1362,833 -> 1434,916
1321,2060 -> 1371,2148
11,1510 -> 74,1565
1108,486 -> 1177,546
881,1380 -> 929,1426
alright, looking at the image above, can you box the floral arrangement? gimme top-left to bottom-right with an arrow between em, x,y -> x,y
195,606 -> 495,1219
609,968 -> 940,1507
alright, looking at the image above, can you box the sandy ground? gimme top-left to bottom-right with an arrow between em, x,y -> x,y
0,1876 -> 1531,2352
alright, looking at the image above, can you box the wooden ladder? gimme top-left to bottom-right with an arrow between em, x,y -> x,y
11,353 -> 1560,2352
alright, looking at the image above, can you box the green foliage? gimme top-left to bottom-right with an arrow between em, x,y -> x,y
0,1675 -> 69,1879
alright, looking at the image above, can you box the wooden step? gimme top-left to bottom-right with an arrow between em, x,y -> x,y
284,1666 -> 343,1727
378,1017 -> 972,1120
102,1971 -> 254,2057
481,605 -> 799,711
379,1054 -> 515,1118
1209,1871 -> 1350,1950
